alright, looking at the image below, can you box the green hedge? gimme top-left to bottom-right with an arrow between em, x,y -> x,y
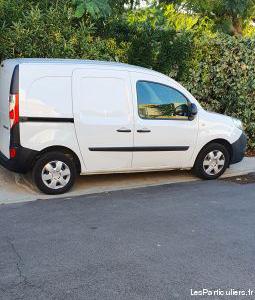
183,36 -> 255,149
0,0 -> 128,61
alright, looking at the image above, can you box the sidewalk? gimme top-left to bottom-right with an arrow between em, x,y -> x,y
0,157 -> 254,205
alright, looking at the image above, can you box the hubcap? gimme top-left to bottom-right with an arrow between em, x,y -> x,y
41,160 -> 71,190
203,150 -> 225,176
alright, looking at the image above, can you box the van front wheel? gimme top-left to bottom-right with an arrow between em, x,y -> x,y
193,143 -> 230,180
33,152 -> 77,195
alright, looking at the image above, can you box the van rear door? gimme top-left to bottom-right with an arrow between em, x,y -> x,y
0,61 -> 18,158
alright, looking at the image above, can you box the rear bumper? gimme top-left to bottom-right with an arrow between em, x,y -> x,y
0,146 -> 38,174
230,133 -> 247,164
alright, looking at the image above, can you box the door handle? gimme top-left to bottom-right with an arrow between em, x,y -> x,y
117,128 -> 132,133
137,129 -> 151,133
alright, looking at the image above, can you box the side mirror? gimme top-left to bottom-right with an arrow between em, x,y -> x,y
189,103 -> 198,119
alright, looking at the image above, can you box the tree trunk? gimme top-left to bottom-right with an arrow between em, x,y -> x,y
232,17 -> 243,36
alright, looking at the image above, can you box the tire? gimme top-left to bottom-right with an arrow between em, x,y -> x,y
193,143 -> 230,180
32,151 -> 77,195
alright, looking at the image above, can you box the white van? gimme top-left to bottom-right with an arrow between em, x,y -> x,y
0,59 -> 247,194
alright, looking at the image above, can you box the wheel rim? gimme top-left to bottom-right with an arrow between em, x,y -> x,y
41,160 -> 71,190
203,150 -> 225,176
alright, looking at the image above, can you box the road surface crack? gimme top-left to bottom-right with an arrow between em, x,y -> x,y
6,237 -> 25,285
4,237 -> 50,298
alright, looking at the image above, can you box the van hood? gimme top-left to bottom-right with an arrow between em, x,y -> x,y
203,110 -> 234,125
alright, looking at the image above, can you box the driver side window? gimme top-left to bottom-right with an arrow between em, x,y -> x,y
137,81 -> 189,120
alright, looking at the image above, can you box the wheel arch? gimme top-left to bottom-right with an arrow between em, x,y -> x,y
195,139 -> 233,165
32,145 -> 81,174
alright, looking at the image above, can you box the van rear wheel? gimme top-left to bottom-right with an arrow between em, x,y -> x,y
33,152 -> 76,195
193,143 -> 230,180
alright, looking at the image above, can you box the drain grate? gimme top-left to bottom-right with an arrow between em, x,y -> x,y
222,173 -> 255,185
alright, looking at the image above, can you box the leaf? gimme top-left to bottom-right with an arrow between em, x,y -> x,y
75,3 -> 86,18
74,0 -> 111,19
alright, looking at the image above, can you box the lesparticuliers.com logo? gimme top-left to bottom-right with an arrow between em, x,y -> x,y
190,288 -> 254,297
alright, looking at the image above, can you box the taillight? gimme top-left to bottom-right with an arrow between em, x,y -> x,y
9,93 -> 19,129
10,148 -> 17,158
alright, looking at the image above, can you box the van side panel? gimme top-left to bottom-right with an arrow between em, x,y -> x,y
0,61 -> 17,158
19,64 -> 73,118
19,122 -> 85,172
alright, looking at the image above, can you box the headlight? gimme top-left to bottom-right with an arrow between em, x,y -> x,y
232,118 -> 243,130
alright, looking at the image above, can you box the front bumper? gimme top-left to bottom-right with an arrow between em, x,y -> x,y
230,133 -> 247,164
0,146 -> 38,174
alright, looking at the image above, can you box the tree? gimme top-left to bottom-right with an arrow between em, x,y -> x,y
159,0 -> 255,35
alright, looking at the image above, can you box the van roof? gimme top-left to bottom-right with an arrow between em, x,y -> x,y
2,58 -> 165,77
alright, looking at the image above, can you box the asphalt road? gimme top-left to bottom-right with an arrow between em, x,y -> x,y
0,180 -> 255,300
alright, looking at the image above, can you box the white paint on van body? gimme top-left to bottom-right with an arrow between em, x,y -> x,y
130,71 -> 199,169
72,68 -> 134,172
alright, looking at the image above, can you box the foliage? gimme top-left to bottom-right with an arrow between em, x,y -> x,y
106,4 -> 214,79
0,0 -> 128,61
168,0 -> 255,35
183,36 -> 255,149
73,0 -> 111,19
185,0 -> 255,21
124,6 -> 194,79
72,0 -> 144,18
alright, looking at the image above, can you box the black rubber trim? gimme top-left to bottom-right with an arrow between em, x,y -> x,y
117,129 -> 132,133
137,129 -> 151,133
10,65 -> 19,94
10,123 -> 20,146
230,133 -> 247,164
89,146 -> 189,152
20,117 -> 74,123
0,146 -> 39,174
